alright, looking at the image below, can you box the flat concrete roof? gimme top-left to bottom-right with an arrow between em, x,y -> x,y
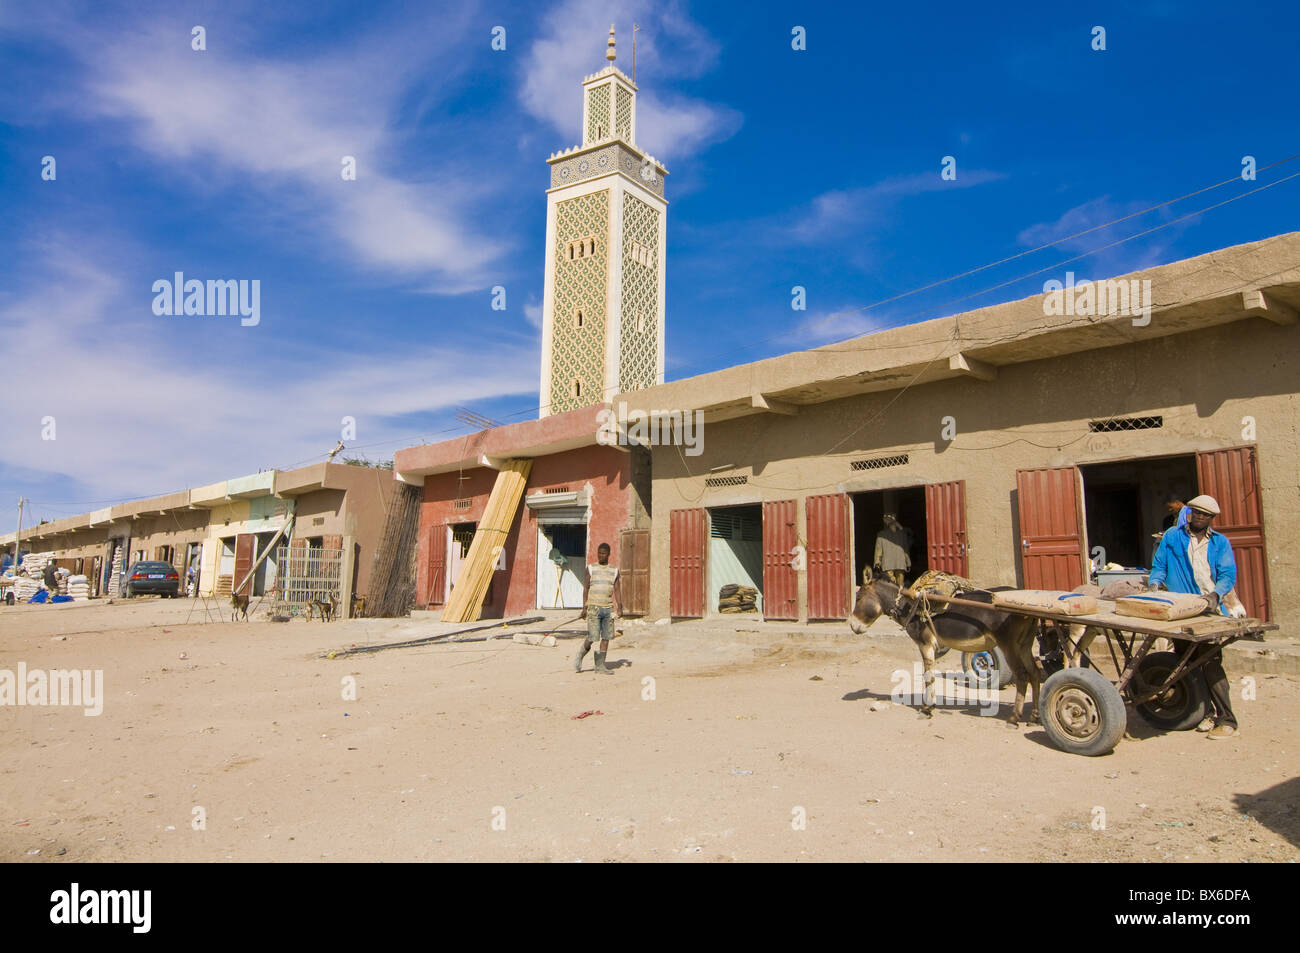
394,404 -> 613,480
616,231 -> 1300,423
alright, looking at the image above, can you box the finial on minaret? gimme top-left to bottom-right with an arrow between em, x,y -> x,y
606,24 -> 617,62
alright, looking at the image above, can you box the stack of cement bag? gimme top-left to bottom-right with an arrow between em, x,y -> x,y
10,576 -> 40,601
67,574 -> 91,601
718,583 -> 759,613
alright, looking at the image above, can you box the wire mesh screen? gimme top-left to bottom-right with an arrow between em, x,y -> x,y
270,545 -> 343,617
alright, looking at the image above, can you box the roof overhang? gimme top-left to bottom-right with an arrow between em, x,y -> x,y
615,231 -> 1300,424
395,404 -> 611,480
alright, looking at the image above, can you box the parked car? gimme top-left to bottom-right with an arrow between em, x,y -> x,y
125,561 -> 180,597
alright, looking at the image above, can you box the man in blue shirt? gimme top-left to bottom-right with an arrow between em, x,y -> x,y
1147,495 -> 1239,738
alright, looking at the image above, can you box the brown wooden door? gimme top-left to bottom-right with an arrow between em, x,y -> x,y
619,528 -> 650,616
925,480 -> 968,577
1016,466 -> 1086,590
806,493 -> 850,619
1197,446 -> 1271,620
762,499 -> 798,620
233,533 -> 256,596
669,509 -> 706,618
426,525 -> 446,607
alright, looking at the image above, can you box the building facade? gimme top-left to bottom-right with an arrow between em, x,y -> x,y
616,233 -> 1300,633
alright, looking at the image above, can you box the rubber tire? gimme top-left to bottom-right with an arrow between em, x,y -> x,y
961,647 -> 1012,690
4,591 -> 13,606
1134,651 -> 1210,731
1040,667 -> 1127,757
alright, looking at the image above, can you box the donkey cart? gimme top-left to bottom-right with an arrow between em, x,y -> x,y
924,593 -> 1276,756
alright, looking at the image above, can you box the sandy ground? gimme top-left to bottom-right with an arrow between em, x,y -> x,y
2,597 -> 1296,862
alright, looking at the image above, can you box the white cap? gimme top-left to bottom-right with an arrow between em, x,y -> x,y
1186,494 -> 1220,516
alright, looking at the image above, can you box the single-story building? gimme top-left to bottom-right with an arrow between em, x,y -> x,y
2,462 -> 398,615
394,404 -> 652,618
616,231 -> 1300,633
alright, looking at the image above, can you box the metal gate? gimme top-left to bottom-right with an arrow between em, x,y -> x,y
1016,466 -> 1086,590
762,499 -> 798,620
270,545 -> 344,617
925,481 -> 969,577
1197,446 -> 1271,620
806,493 -> 850,620
669,508 -> 706,618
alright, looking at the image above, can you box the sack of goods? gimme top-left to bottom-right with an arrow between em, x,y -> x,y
718,584 -> 759,613
1115,592 -> 1209,621
992,589 -> 1099,615
67,574 -> 91,601
12,578 -> 40,601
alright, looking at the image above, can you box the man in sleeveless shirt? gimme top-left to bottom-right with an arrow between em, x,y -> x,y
575,542 -> 621,675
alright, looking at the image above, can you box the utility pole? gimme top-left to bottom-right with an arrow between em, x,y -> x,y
12,497 -> 25,573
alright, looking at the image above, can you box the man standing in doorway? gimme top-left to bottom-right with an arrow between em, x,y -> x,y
873,514 -> 912,587
1147,494 -> 1241,738
574,542 -> 621,675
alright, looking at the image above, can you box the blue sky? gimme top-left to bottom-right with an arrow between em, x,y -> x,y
2,0 -> 1298,521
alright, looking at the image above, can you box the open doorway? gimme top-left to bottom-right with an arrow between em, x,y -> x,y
1080,455 -> 1197,571
253,531 -> 280,596
852,486 -> 927,587
707,504 -> 763,614
537,523 -> 587,609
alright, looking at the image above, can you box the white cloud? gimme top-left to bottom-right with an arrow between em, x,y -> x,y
519,0 -> 741,162
7,7 -> 507,290
2,245 -> 539,502
1017,196 -> 1186,273
789,169 -> 1006,243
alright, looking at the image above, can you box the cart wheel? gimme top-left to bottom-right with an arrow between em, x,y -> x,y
3,591 -> 12,606
1134,651 -> 1210,731
962,647 -> 1011,689
1040,667 -> 1126,756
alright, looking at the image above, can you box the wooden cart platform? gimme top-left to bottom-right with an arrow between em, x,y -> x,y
901,587 -> 1279,755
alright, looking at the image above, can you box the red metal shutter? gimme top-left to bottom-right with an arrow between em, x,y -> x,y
619,528 -> 650,616
669,508 -> 706,618
233,533 -> 256,596
1016,466 -> 1086,590
426,525 -> 446,607
762,499 -> 798,621
1197,446 -> 1271,621
806,493 -> 849,620
925,480 -> 968,577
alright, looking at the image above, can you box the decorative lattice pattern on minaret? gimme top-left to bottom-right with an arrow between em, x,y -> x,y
586,84 -> 611,142
615,86 -> 632,140
550,190 -> 609,414
620,193 -> 660,391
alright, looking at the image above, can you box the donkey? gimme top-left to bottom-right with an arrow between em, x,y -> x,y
849,577 -> 1042,726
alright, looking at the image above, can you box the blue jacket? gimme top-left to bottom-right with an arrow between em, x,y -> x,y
1148,524 -> 1236,604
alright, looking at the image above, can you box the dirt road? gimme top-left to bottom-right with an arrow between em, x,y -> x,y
2,599 -> 1296,862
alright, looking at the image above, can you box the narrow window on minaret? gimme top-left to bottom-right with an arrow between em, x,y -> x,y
636,310 -> 645,333
573,379 -> 582,398
574,308 -> 584,328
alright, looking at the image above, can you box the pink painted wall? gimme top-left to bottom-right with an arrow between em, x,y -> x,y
416,444 -> 635,617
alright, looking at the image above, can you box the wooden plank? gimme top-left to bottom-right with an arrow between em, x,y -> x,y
441,459 -> 532,623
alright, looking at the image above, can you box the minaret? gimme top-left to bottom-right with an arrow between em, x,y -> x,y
539,25 -> 668,417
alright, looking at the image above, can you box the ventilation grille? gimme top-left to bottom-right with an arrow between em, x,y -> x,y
704,475 -> 748,488
452,499 -> 472,510
851,454 -> 909,471
1089,416 -> 1163,433
710,511 -> 762,541
543,487 -> 571,494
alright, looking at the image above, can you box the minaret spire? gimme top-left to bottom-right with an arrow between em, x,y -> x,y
606,24 -> 617,62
